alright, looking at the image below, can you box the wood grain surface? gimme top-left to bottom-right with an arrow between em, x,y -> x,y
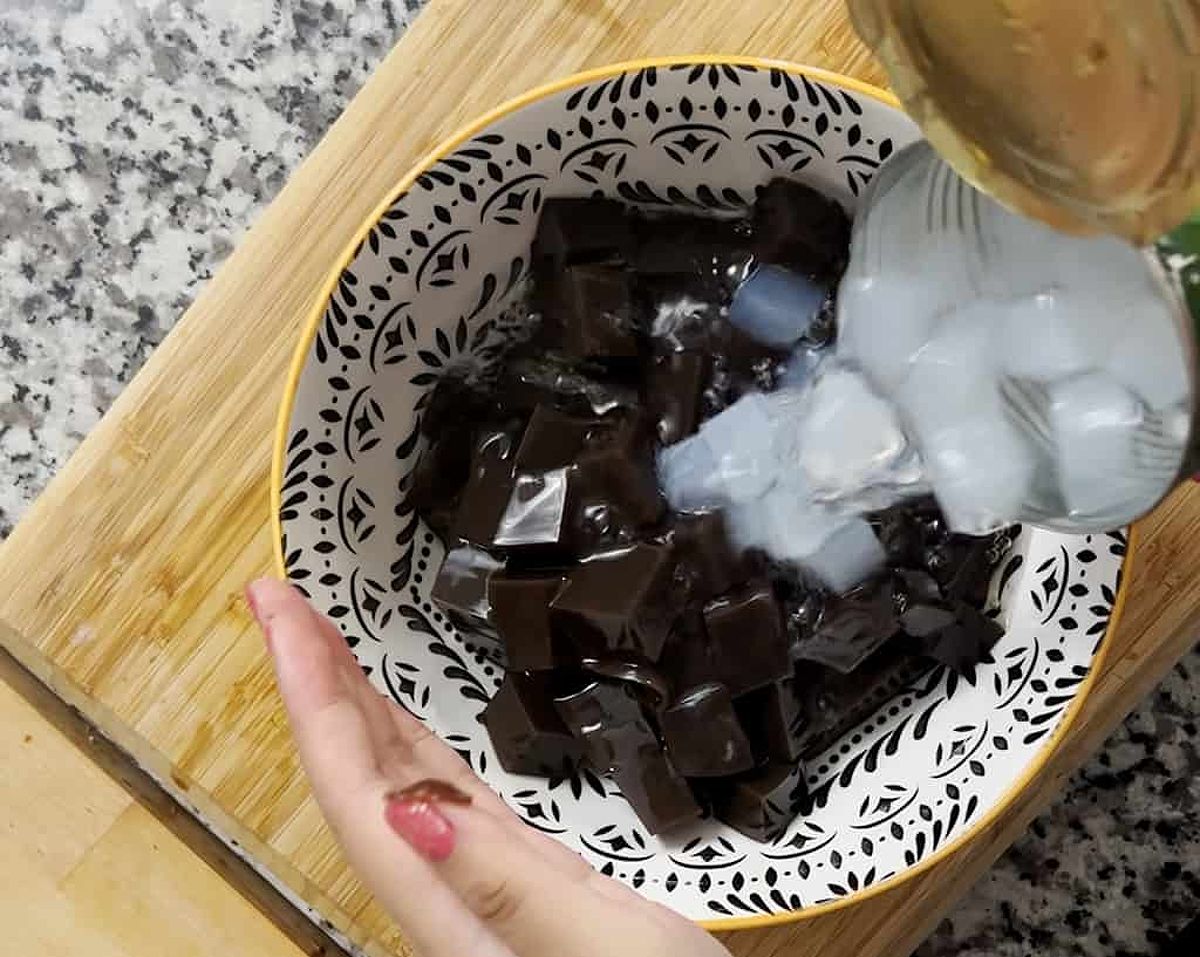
0,2 -> 1195,956
0,663 -> 303,957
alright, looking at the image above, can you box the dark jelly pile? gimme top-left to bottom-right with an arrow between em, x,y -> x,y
408,185 -> 1011,840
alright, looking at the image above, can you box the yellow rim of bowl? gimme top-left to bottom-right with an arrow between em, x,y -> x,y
270,54 -> 1131,933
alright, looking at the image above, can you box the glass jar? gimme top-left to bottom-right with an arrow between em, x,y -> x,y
837,142 -> 1196,533
848,0 -> 1200,244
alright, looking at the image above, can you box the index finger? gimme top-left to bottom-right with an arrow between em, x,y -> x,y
248,578 -> 516,957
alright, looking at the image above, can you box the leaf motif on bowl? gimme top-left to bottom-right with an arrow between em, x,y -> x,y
669,834 -> 747,871
583,822 -> 655,863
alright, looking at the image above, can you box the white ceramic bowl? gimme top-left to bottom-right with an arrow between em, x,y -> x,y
273,58 -> 1126,929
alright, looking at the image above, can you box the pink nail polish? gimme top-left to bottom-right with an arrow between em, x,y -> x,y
384,780 -> 472,863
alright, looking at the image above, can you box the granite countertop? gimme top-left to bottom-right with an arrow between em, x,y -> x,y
0,2 -> 1195,954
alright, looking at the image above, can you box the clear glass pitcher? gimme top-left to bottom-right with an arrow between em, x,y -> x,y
838,142 -> 1198,534
839,0 -> 1200,532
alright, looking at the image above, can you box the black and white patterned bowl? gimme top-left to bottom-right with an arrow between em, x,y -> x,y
272,58 -> 1128,929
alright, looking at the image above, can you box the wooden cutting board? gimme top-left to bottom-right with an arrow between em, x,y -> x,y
1,2 -> 1198,956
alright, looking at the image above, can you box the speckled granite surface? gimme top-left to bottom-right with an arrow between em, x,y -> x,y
0,2 -> 1195,954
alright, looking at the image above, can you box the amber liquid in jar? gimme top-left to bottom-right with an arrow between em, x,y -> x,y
849,0 -> 1200,244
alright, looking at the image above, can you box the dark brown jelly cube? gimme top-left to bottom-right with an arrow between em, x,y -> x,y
603,726 -> 702,834
543,265 -> 639,361
794,648 -> 930,759
580,657 -> 673,710
658,612 -> 721,691
719,325 -> 790,393
896,568 -> 943,605
503,353 -> 639,419
751,178 -> 850,279
553,679 -> 648,748
487,573 -> 568,671
645,351 -> 709,445
431,546 -> 504,622
921,602 -> 1004,674
872,507 -> 924,567
661,683 -> 755,778
409,426 -> 473,508
702,584 -> 789,696
498,413 -> 655,555
671,511 -> 742,602
637,273 -> 724,352
496,460 -> 657,563
452,427 -> 520,546
791,578 -> 899,674
552,679 -> 666,780
573,415 -> 665,528
515,404 -> 602,471
551,544 -> 683,661
735,677 -> 804,764
899,603 -> 957,638
484,673 -> 583,776
418,371 -> 500,439
532,197 -> 633,269
571,459 -> 665,542
712,761 -> 805,842
633,213 -> 753,285
940,537 -> 995,606
492,468 -> 573,553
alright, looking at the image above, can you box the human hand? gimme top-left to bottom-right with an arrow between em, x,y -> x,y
246,578 -> 732,957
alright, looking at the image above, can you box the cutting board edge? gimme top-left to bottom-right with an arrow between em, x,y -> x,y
0,618 -> 396,957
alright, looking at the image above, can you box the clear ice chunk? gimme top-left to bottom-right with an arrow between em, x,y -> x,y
788,367 -> 915,502
723,499 -> 770,552
759,480 -> 847,561
778,343 -> 827,391
697,393 -> 780,502
1049,372 -> 1155,517
798,518 -> 886,594
896,303 -> 1003,435
995,292 -> 1104,383
728,264 -> 824,348
836,272 -> 948,392
922,413 -> 1037,534
657,437 -> 726,512
1104,292 -> 1190,411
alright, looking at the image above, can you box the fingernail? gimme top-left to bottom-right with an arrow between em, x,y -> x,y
384,780 -> 473,863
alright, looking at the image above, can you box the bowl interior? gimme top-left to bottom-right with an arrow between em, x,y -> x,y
277,61 -> 1124,924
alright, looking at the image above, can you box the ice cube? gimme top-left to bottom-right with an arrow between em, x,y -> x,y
1161,400 -> 1194,447
799,518 -> 886,594
723,499 -> 770,552
995,291 -> 1106,383
1104,292 -> 1190,411
978,202 -> 1150,313
758,480 -> 847,561
657,437 -> 725,512
1049,372 -> 1158,517
790,367 -> 912,500
836,272 -> 948,392
923,412 -> 1037,534
896,303 -> 1003,435
698,393 -> 780,502
777,343 -> 826,391
728,265 -> 825,348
